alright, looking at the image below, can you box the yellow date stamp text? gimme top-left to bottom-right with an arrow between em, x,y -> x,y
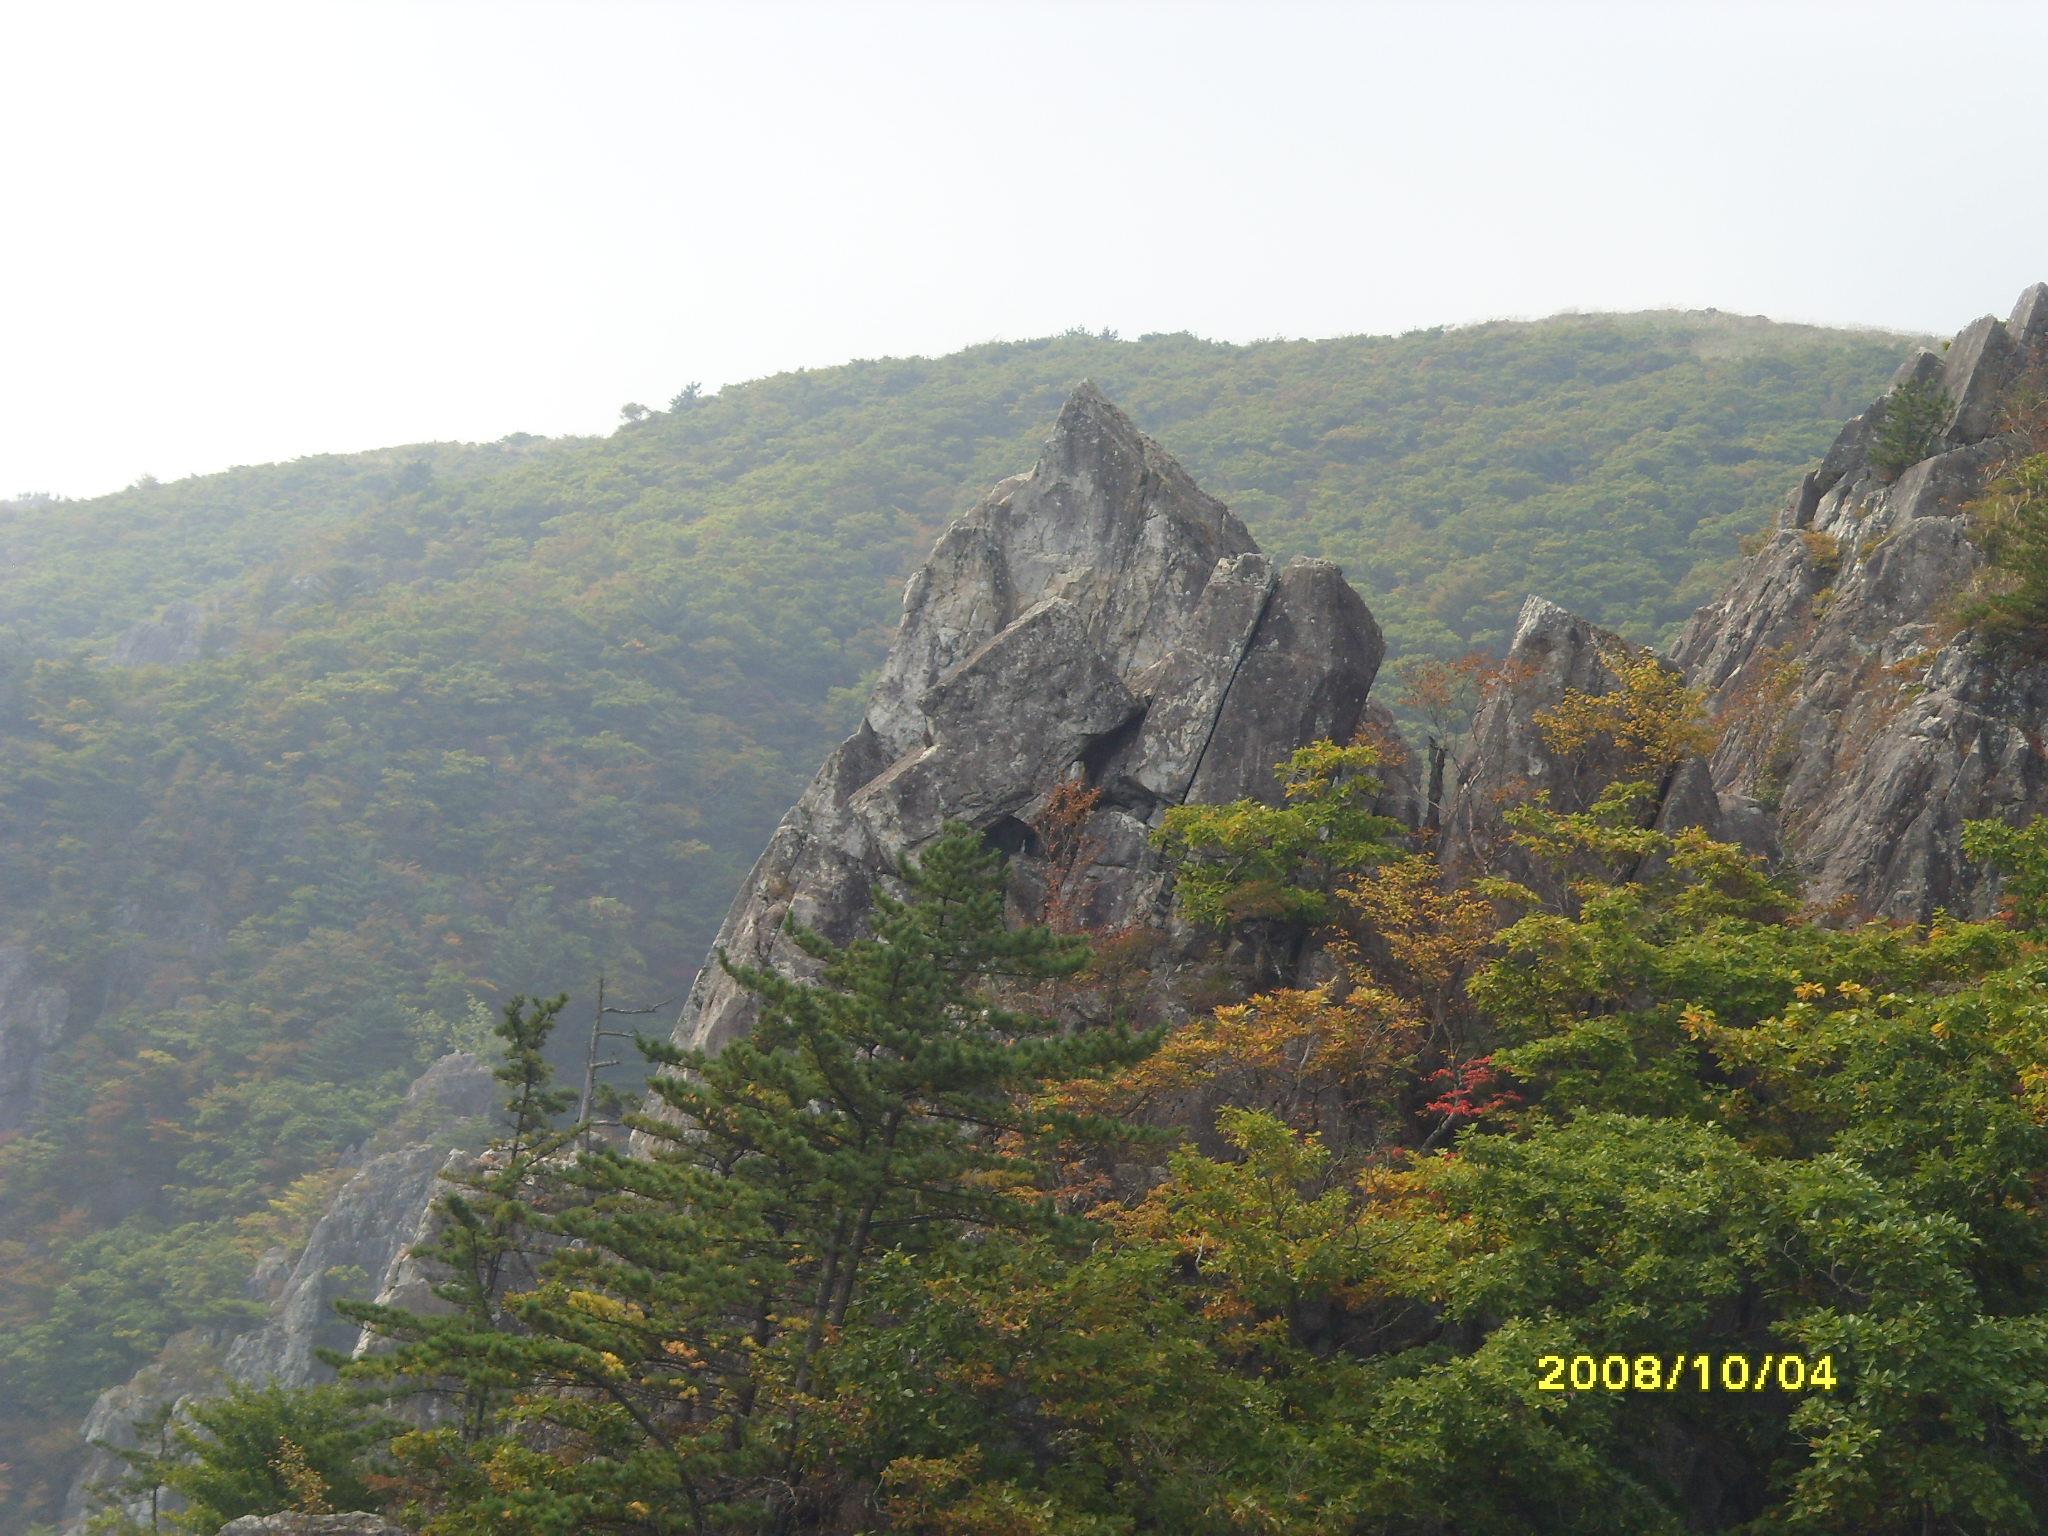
1537,1353 -> 1836,1393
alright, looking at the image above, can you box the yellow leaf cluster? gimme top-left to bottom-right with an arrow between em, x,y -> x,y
1534,643 -> 1718,775
1041,982 -> 1418,1128
1339,856 -> 1501,1044
564,1288 -> 642,1322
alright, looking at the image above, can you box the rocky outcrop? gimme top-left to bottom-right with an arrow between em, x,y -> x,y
1442,285 -> 2048,920
1675,283 -> 2048,920
61,1054 -> 496,1533
1356,697 -> 1424,832
1441,597 -> 1637,865
223,1053 -> 496,1386
61,1329 -> 229,1532
0,943 -> 68,1133
216,1517 -> 408,1536
107,601 -> 210,667
664,383 -> 1387,1060
1438,597 -> 1744,889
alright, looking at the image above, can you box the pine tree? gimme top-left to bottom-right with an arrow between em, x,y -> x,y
331,994 -> 575,1442
1963,452 -> 2048,647
1870,374 -> 1953,480
345,826 -> 1159,1535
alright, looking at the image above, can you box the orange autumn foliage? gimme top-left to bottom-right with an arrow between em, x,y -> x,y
1040,980 -> 1420,1140
1030,776 -> 1104,935
1338,855 -> 1502,1051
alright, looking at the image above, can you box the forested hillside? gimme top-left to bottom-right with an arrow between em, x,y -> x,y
0,314 -> 1913,1528
0,436 -> 589,648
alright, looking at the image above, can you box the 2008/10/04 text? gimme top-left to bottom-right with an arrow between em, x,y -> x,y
1537,1354 -> 1837,1393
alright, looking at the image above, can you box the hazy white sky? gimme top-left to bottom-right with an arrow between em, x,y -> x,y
5,0 -> 2044,499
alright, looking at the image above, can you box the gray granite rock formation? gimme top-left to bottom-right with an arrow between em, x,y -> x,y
1675,283 -> 2048,920
61,1329 -> 229,1533
0,943 -> 68,1134
1437,596 -> 1738,893
1445,286 -> 2048,921
222,1053 -> 496,1387
107,601 -> 210,667
61,1055 -> 495,1533
664,382 -> 1387,1060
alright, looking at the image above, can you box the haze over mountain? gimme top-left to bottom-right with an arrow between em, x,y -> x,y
12,0 -> 2047,502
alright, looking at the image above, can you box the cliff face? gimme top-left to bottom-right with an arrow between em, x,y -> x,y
60,1054 -> 495,1534
667,382 -> 1389,1058
1675,283 -> 2048,920
1441,284 -> 2048,922
106,601 -> 211,668
0,944 -> 69,1134
222,1053 -> 496,1387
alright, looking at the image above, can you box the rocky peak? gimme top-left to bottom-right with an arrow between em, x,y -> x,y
861,380 -> 1257,758
1456,596 -> 1635,808
1451,286 -> 2048,923
1437,596 -> 1742,892
665,385 -> 1386,1058
1674,282 -> 2048,919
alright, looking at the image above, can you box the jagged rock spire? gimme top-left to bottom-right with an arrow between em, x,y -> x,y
1437,596 -> 1745,892
1674,283 -> 2048,920
861,380 -> 1257,758
1441,597 -> 1635,860
663,385 -> 1386,1057
1439,284 -> 2048,923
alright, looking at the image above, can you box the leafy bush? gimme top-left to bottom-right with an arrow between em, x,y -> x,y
1532,643 -> 1719,777
1963,808 -> 2048,926
1152,739 -> 1401,926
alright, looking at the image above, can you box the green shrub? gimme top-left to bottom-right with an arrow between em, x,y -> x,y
1152,739 -> 1400,926
1961,453 -> 2048,646
1870,375 -> 1953,480
1963,808 -> 2048,925
156,1383 -> 393,1531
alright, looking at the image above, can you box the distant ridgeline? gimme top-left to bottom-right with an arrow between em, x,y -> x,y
0,314 -> 1914,1531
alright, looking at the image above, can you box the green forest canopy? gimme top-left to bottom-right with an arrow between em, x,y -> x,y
0,312 -> 1915,1529
139,801 -> 2048,1534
